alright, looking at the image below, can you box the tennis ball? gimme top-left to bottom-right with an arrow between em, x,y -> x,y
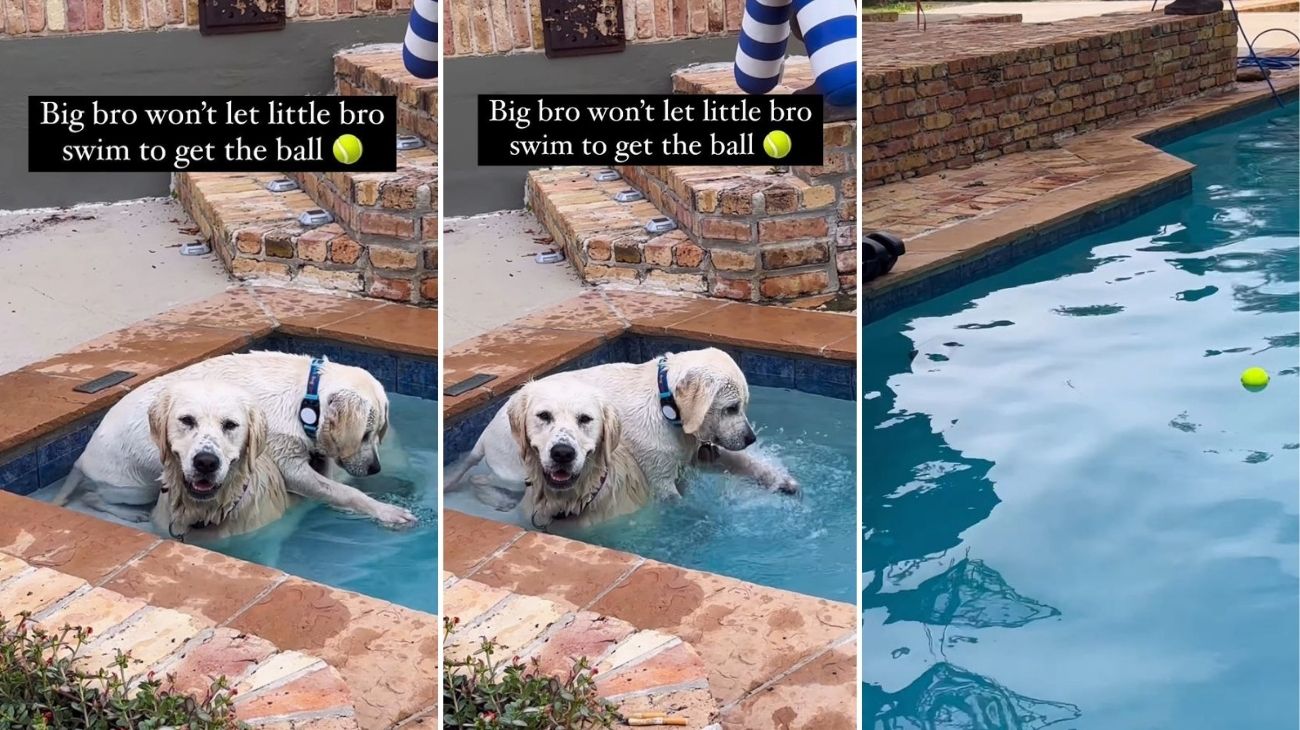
763,130 -> 792,160
332,134 -> 363,165
1241,366 -> 1269,391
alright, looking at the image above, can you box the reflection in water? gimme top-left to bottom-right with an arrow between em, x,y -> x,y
868,558 -> 1060,629
865,663 -> 1081,730
863,105 -> 1299,729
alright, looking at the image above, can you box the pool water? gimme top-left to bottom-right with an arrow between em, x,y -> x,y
446,384 -> 858,603
862,104 -> 1298,728
36,393 -> 439,614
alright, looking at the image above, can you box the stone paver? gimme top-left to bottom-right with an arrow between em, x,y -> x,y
0,565 -> 86,615
228,577 -> 440,729
444,510 -> 855,725
718,640 -> 857,730
445,569 -> 724,727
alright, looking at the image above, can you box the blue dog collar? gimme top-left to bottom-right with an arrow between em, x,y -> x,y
299,356 -> 326,439
657,356 -> 681,427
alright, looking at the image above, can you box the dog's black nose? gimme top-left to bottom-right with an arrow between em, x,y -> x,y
367,462 -> 381,476
550,443 -> 576,464
192,452 -> 220,474
743,430 -> 756,446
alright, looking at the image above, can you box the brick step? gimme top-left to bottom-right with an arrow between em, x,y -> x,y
334,45 -> 438,149
287,144 -> 438,248
527,165 -> 851,301
176,170 -> 437,305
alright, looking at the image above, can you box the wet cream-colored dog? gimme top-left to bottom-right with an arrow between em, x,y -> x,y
507,378 -> 650,528
148,379 -> 293,540
447,348 -> 797,523
54,352 -> 415,527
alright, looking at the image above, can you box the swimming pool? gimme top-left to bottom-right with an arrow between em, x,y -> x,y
32,388 -> 440,615
447,382 -> 858,603
862,103 -> 1298,728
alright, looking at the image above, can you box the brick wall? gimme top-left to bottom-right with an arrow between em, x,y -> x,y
861,11 -> 1238,185
444,0 -> 742,56
1,0 -> 404,36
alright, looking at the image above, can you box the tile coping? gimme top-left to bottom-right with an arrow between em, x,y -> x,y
443,508 -> 858,728
0,492 -> 437,729
442,289 -> 857,420
863,72 -> 1300,320
0,285 -> 438,456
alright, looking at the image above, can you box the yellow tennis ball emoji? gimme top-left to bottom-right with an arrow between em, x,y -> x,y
763,130 -> 792,159
333,134 -> 363,165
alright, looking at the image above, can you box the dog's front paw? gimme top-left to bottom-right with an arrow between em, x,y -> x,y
372,502 -> 418,528
771,474 -> 801,496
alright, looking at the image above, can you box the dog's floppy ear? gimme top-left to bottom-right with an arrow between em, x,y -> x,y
506,388 -> 531,460
673,369 -> 716,436
147,390 -> 174,461
599,401 -> 622,467
242,402 -> 268,464
321,390 -> 367,455
376,394 -> 390,443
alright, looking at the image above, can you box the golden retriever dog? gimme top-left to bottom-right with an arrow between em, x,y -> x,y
54,351 -> 415,527
507,378 -> 650,528
148,379 -> 294,540
446,348 -> 797,519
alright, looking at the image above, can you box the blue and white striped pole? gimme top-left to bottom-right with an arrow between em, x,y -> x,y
403,0 -> 439,79
734,0 -> 794,95
794,0 -> 856,107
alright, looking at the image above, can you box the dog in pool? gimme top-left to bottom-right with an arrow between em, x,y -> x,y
53,351 -> 415,528
146,379 -> 294,540
507,377 -> 650,528
446,348 -> 798,525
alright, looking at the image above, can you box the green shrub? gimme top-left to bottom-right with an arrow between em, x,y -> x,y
0,613 -> 243,730
442,616 -> 621,729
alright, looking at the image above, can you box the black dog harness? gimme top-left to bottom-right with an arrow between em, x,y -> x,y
299,356 -> 326,440
657,356 -> 681,427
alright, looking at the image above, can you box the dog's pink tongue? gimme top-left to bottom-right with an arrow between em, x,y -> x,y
553,470 -> 571,482
191,479 -> 215,492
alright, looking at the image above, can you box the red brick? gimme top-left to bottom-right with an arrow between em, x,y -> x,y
711,277 -> 752,300
757,217 -> 829,243
760,271 -> 830,299
369,276 -> 412,302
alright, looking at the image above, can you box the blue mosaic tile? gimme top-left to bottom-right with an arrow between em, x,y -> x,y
36,421 -> 99,488
396,356 -> 439,401
261,337 -> 399,391
795,357 -> 856,400
0,449 -> 39,496
740,350 -> 796,390
445,396 -> 507,462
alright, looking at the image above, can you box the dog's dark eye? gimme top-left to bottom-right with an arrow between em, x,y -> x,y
577,414 -> 593,425
363,430 -> 373,442
179,416 -> 196,428
222,420 -> 239,432
724,405 -> 740,415
537,411 -> 553,423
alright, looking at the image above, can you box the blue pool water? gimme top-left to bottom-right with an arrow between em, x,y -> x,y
35,393 -> 439,614
446,385 -> 858,603
214,393 -> 439,613
862,104 -> 1299,728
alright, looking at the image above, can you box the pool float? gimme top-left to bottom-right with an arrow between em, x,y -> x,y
734,0 -> 857,108
403,0 -> 439,79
